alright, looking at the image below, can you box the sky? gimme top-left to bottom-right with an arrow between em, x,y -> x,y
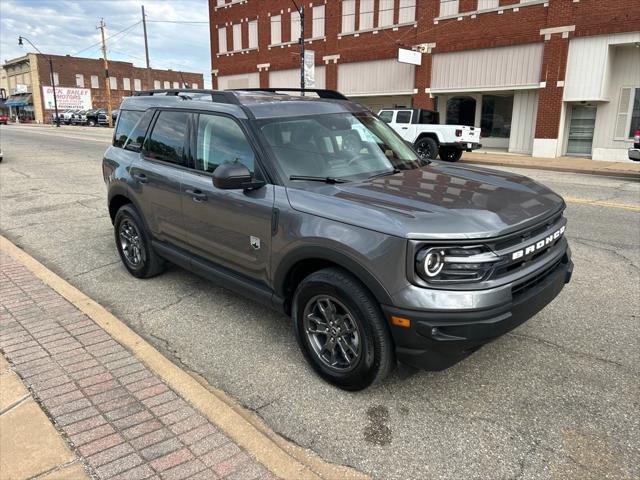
0,0 -> 212,87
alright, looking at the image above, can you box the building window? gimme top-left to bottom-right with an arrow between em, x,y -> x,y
399,0 -> 416,23
446,96 -> 476,126
312,5 -> 325,38
154,80 -> 161,89
123,78 -> 131,90
217,0 -> 225,6
359,0 -> 374,30
233,23 -> 242,51
248,20 -> 258,48
52,72 -> 59,86
291,10 -> 301,42
109,77 -> 117,90
481,94 -> 513,138
271,15 -> 282,44
192,82 -> 198,89
91,75 -> 99,88
478,0 -> 499,9
163,80 -> 170,89
218,27 -> 227,53
75,74 -> 84,88
615,87 -> 640,140
134,78 -> 142,91
342,0 -> 355,33
440,0 -> 459,16
173,81 -> 179,89
378,0 -> 394,28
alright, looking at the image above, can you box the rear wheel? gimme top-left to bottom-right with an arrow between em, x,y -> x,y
439,147 -> 463,162
114,204 -> 166,278
88,119 -> 96,127
293,268 -> 395,391
414,137 -> 438,160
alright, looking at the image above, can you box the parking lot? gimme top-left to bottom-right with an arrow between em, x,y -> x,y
1,125 -> 638,480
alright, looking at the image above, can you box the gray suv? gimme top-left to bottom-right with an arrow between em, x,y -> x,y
103,88 -> 573,390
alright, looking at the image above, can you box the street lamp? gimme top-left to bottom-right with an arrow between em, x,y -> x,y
18,36 -> 60,127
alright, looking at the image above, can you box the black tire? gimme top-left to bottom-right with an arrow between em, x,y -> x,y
292,268 -> 395,391
414,137 -> 438,160
439,147 -> 463,162
113,204 -> 166,278
88,119 -> 96,127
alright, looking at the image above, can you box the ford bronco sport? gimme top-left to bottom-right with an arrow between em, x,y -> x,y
103,88 -> 572,391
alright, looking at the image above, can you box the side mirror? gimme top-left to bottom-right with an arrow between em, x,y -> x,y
212,162 -> 264,190
125,141 -> 142,153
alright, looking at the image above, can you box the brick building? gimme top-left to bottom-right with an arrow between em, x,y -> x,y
209,0 -> 640,160
1,53 -> 204,124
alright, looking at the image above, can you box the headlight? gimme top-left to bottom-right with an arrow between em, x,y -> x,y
415,245 -> 501,284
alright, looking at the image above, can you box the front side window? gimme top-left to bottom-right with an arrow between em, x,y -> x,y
113,110 -> 143,148
196,114 -> 255,174
145,111 -> 189,165
259,112 -> 423,181
378,110 -> 393,123
125,110 -> 154,150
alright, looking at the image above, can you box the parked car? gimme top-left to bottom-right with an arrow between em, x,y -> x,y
0,113 -> 8,125
58,110 -> 77,125
379,108 -> 481,162
103,88 -> 572,390
70,110 -> 88,125
85,109 -> 106,127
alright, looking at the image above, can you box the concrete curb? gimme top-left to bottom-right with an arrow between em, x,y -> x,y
460,158 -> 640,180
0,235 -> 369,480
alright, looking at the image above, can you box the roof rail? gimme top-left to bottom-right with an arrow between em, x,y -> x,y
133,89 -> 241,105
230,88 -> 349,100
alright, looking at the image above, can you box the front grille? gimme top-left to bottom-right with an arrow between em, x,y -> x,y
494,212 -> 563,251
511,257 -> 564,297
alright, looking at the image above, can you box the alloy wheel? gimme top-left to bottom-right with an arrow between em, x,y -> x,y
119,219 -> 145,267
303,295 -> 362,372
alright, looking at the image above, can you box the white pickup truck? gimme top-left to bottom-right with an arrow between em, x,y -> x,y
378,108 -> 481,162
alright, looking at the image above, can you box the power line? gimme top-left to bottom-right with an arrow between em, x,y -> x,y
72,20 -> 142,56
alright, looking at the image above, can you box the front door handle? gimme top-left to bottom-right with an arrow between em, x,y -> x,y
185,188 -> 207,202
132,173 -> 148,183
401,127 -> 408,130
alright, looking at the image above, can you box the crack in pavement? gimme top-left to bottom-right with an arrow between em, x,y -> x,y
506,332 -> 637,376
570,236 -> 640,275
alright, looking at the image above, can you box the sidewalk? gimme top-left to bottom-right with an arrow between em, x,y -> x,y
461,151 -> 640,178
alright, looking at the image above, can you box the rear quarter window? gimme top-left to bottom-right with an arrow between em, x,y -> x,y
113,110 -> 143,148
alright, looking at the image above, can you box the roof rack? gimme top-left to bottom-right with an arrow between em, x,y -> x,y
133,89 -> 241,105
230,88 -> 348,100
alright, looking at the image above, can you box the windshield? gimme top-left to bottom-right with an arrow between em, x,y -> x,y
258,112 -> 426,181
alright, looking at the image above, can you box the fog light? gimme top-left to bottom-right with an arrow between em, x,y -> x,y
431,327 -> 439,336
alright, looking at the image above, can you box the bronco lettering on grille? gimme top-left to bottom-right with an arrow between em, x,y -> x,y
512,226 -> 566,260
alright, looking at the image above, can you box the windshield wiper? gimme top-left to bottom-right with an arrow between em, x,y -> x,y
289,175 -> 350,184
368,168 -> 400,180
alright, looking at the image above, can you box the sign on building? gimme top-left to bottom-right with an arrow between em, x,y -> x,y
398,48 -> 422,66
304,50 -> 315,88
41,86 -> 92,110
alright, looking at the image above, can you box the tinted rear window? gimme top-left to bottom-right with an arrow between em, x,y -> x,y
144,111 -> 189,165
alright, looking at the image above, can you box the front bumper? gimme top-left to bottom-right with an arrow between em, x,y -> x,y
382,252 -> 573,371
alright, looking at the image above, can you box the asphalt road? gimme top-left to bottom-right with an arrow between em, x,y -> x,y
1,125 -> 639,480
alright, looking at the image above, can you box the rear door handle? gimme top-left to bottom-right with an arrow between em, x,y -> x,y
185,188 -> 207,202
401,127 -> 408,130
132,173 -> 148,183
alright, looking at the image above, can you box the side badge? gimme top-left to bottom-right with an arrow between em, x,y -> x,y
250,236 -> 261,250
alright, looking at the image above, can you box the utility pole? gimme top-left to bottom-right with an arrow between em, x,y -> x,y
99,18 -> 113,128
291,0 -> 305,92
141,5 -> 152,90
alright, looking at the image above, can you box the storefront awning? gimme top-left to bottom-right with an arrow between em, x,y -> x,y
5,93 -> 32,107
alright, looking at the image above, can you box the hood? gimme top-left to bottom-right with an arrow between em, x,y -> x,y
286,163 -> 565,240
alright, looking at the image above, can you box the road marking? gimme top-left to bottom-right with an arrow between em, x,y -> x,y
0,234 -> 368,480
564,197 -> 640,212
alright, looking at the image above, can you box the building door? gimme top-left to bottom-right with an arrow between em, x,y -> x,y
567,105 -> 596,156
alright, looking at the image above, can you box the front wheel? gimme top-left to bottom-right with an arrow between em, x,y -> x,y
439,147 -> 463,162
293,268 -> 395,391
414,137 -> 438,160
88,120 -> 96,127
